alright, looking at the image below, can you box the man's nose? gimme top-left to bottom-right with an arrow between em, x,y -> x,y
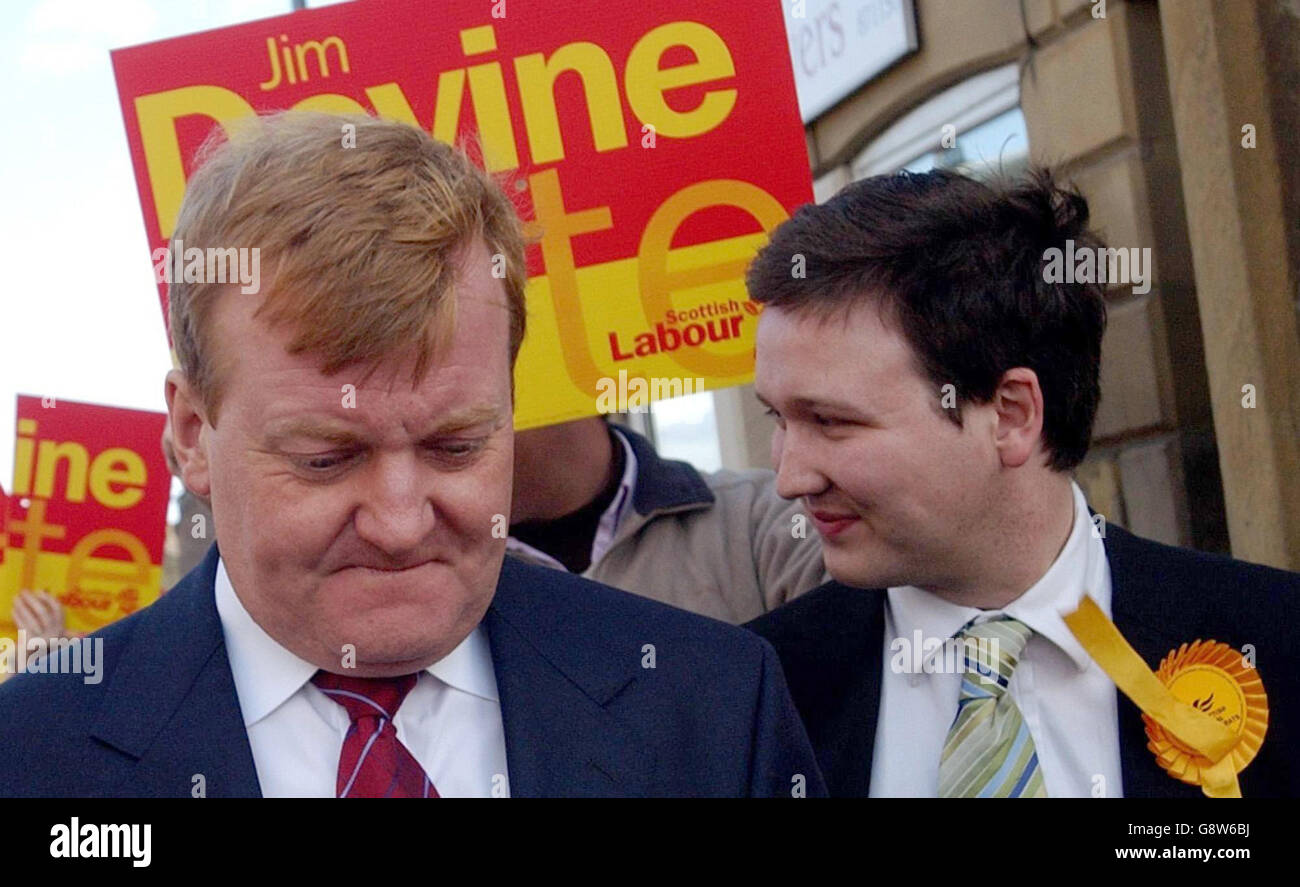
353,452 -> 436,556
773,425 -> 829,501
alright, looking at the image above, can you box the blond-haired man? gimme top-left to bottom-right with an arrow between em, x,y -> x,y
0,113 -> 823,798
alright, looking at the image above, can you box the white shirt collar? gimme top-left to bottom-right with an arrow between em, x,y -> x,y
214,557 -> 499,727
505,424 -> 638,570
887,482 -> 1105,680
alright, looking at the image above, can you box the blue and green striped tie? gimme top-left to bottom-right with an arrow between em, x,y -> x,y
938,616 -> 1047,798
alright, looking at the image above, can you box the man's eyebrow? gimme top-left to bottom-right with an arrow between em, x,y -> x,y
426,404 -> 507,434
263,420 -> 364,446
264,404 -> 506,446
757,392 -> 875,419
794,397 -> 863,413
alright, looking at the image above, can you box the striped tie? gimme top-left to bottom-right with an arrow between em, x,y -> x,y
937,616 -> 1047,798
311,671 -> 439,798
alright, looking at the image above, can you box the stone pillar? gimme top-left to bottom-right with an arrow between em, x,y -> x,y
1158,0 -> 1300,569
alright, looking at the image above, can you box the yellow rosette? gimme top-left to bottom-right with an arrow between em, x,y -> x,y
1063,597 -> 1268,798
1143,640 -> 1268,795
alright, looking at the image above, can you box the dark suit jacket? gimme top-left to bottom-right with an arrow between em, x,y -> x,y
746,524 -> 1300,797
0,544 -> 825,798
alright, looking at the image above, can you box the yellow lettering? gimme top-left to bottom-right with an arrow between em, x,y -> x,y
364,83 -> 420,125
66,530 -> 154,608
467,61 -> 519,172
454,25 -> 518,171
88,448 -> 148,509
515,43 -> 628,164
34,440 -> 90,503
134,85 -> 255,238
637,179 -> 787,376
432,69 -> 467,144
529,167 -> 613,393
625,22 -> 737,140
293,36 -> 350,81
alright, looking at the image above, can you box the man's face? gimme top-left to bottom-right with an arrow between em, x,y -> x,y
754,302 -> 1000,591
170,241 -> 514,676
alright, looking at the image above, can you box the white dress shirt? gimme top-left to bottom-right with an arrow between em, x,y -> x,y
869,482 -> 1124,797
506,426 -> 638,571
214,558 -> 509,797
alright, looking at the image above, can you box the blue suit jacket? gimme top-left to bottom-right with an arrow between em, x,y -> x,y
0,545 -> 826,797
747,524 -> 1300,797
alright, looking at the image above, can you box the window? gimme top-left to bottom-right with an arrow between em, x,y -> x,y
648,391 -> 724,473
851,63 -> 1027,179
901,106 -> 1028,177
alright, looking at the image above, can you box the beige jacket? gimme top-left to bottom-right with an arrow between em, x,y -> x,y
507,428 -> 826,624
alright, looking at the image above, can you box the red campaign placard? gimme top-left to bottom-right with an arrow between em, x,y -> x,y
110,0 -> 813,429
1,396 -> 170,637
7,396 -> 169,565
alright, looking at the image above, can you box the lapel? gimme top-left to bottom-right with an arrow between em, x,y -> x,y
1103,525 -> 1209,798
485,557 -> 657,796
91,543 -> 262,798
829,589 -> 886,797
770,583 -> 886,797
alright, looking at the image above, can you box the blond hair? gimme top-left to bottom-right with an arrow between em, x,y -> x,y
168,111 -> 527,423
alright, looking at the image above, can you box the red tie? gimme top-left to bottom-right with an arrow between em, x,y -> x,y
311,671 -> 440,798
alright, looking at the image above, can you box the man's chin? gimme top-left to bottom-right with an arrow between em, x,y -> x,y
339,653 -> 447,678
317,594 -> 491,671
327,622 -> 468,674
823,549 -> 903,591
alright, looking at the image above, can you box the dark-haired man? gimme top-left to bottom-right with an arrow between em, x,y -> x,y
745,168 -> 1300,797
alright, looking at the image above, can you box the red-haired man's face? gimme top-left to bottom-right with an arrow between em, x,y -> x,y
167,240 -> 514,676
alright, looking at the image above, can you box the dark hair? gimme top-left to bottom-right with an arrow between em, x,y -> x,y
746,167 -> 1107,471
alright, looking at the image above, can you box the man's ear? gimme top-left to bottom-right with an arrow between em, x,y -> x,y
164,369 -> 212,499
992,367 -> 1045,469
